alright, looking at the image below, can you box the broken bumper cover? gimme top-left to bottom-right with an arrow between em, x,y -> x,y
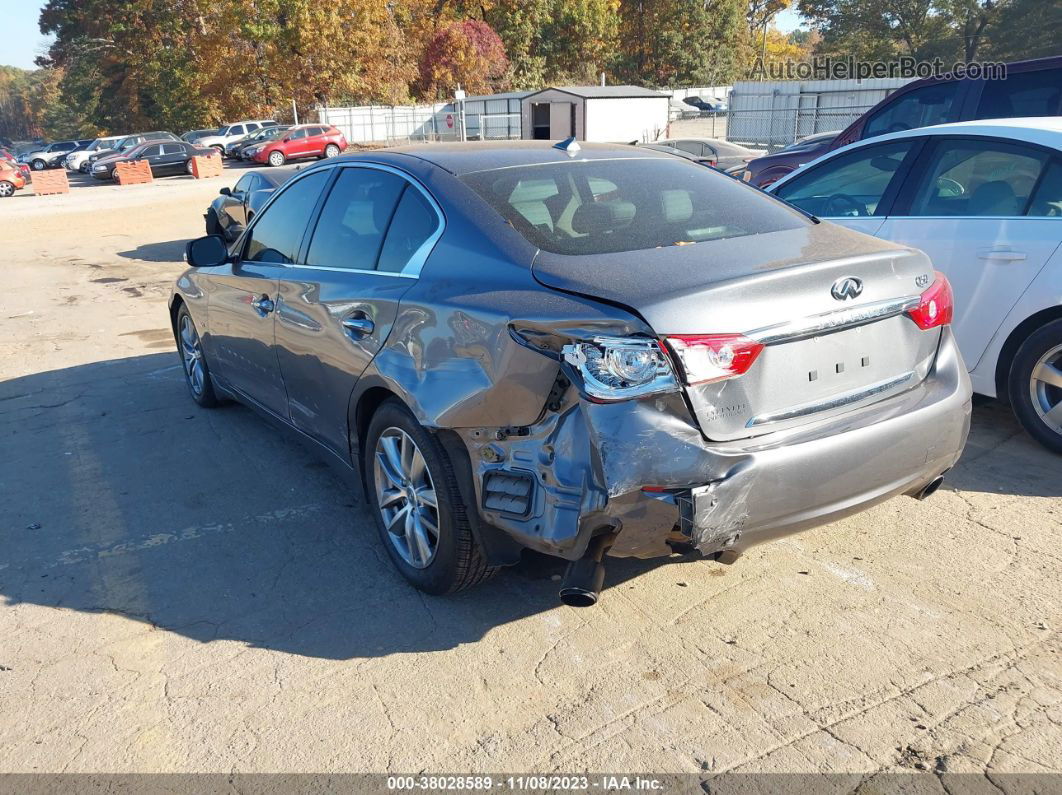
465,329 -> 971,562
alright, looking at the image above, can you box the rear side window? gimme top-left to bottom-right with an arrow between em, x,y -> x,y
245,170 -> 329,263
377,187 -> 440,273
462,158 -> 807,255
906,139 -> 1048,217
773,141 -> 914,217
1029,160 -> 1062,217
291,128 -> 308,140
305,168 -> 405,270
862,82 -> 962,139
976,69 -> 1062,119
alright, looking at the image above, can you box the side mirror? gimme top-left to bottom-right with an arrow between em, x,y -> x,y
219,187 -> 231,196
281,136 -> 290,142
185,235 -> 229,268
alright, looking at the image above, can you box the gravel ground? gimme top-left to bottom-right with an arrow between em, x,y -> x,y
0,170 -> 1059,776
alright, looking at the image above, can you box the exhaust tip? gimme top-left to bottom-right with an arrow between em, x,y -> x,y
916,476 -> 945,500
559,586 -> 599,608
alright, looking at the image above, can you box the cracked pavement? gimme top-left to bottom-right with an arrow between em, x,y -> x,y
0,174 -> 1059,775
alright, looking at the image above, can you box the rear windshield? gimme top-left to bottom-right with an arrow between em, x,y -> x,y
462,158 -> 808,255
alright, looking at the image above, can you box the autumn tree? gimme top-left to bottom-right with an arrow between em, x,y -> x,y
416,19 -> 509,98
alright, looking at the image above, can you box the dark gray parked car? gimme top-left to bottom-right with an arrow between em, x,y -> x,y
172,141 -> 972,605
205,168 -> 293,241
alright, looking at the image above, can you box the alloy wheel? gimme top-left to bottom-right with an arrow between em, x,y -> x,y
31,160 -> 45,171
268,151 -> 284,167
325,144 -> 340,158
1029,343 -> 1062,436
373,427 -> 440,569
185,159 -> 194,175
179,314 -> 206,397
0,181 -> 13,198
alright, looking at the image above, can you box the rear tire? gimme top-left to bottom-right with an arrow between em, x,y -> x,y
363,399 -> 496,594
324,143 -> 340,158
1008,319 -> 1062,454
268,150 -> 285,167
185,158 -> 195,175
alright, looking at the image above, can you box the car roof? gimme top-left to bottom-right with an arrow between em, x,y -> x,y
367,140 -> 676,175
838,117 -> 1062,150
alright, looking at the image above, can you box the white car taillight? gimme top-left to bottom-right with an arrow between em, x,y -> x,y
663,334 -> 765,385
561,337 -> 679,402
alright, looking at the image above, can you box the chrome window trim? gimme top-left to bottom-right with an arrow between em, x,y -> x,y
241,160 -> 444,279
746,371 -> 916,427
746,295 -> 921,346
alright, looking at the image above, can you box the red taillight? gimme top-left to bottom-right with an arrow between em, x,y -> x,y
663,334 -> 764,385
907,272 -> 954,330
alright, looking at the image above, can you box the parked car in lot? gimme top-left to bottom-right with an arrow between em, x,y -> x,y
19,140 -> 82,170
86,131 -> 180,169
743,56 -> 1062,186
770,117 -> 1062,452
646,138 -> 762,171
251,124 -> 347,166
736,130 -> 840,185
172,141 -> 970,604
683,96 -> 727,113
181,129 -> 220,144
64,136 -> 124,173
0,158 -> 27,197
226,125 -> 291,160
197,120 -> 278,155
205,168 -> 292,241
91,140 -> 215,180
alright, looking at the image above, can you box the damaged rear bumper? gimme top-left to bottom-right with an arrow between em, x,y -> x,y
460,329 -> 971,562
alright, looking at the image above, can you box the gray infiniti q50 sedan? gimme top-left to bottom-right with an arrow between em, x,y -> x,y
171,140 -> 972,605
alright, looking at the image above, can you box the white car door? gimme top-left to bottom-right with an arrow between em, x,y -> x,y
770,139 -> 919,239
876,136 -> 1062,370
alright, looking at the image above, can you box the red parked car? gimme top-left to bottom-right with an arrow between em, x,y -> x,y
251,124 -> 347,167
742,55 -> 1062,187
0,159 -> 27,197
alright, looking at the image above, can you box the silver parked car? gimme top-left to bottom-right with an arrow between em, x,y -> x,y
172,141 -> 971,605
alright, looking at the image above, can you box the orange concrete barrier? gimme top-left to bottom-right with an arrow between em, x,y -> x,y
30,169 -> 70,196
191,154 -> 223,179
114,160 -> 153,185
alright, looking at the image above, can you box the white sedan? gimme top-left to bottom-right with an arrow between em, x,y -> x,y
769,118 -> 1062,453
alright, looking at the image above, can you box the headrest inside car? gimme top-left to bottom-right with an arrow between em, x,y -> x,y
571,201 -> 635,235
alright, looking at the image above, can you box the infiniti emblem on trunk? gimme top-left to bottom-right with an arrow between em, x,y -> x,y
831,277 -> 863,301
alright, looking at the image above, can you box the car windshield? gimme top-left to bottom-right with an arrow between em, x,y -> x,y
462,158 -> 808,255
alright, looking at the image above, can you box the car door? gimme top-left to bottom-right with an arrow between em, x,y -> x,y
285,127 -> 309,157
202,168 -> 332,417
771,139 -> 919,237
876,136 -> 1062,370
136,144 -> 164,174
159,143 -> 187,174
273,164 -> 441,454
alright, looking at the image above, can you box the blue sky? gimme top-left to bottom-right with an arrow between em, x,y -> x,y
0,0 -> 805,70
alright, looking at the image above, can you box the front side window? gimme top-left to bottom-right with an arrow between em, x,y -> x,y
906,139 -> 1048,217
245,170 -> 329,264
462,158 -> 807,256
233,174 -> 255,194
976,69 -> 1062,119
773,141 -> 914,217
862,82 -> 962,139
305,168 -> 405,270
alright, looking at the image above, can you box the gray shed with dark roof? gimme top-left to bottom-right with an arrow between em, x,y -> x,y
520,85 -> 670,143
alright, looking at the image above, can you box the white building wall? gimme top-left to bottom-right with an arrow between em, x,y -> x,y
583,97 -> 669,143
318,103 -> 457,144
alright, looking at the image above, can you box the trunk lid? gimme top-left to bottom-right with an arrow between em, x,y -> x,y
533,223 -> 941,440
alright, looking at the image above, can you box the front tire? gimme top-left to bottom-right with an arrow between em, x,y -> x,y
31,159 -> 46,171
0,181 -> 14,198
176,305 -> 220,408
267,150 -> 286,167
1008,319 -> 1062,454
205,208 -> 223,237
363,399 -> 495,594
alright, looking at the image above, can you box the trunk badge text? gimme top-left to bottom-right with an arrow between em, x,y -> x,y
831,277 -> 864,301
